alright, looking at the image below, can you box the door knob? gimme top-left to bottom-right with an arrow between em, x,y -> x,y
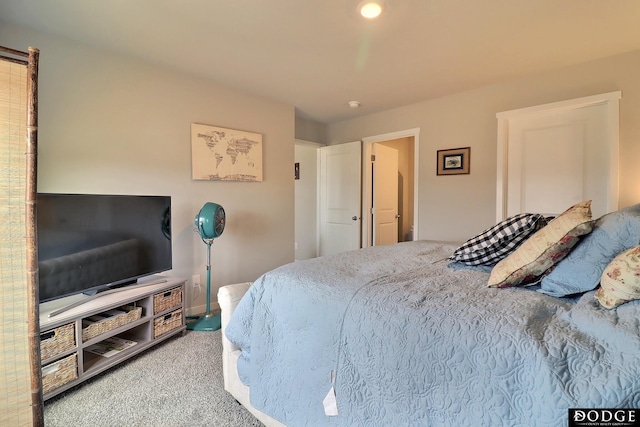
352,216 -> 358,221
395,214 -> 401,219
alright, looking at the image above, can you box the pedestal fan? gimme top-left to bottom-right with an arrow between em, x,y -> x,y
187,202 -> 225,331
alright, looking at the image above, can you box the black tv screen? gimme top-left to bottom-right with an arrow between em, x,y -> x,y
37,193 -> 172,303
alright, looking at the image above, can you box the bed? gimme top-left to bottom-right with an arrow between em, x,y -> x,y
219,201 -> 640,426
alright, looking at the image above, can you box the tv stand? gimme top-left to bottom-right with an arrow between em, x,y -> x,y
47,278 -> 169,318
39,276 -> 185,400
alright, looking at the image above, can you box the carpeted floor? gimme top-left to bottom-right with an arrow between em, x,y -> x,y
44,330 -> 263,427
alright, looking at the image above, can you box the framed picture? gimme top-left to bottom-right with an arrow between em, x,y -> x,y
191,123 -> 263,182
436,147 -> 470,175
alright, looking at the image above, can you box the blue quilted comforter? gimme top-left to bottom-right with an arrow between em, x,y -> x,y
225,241 -> 640,426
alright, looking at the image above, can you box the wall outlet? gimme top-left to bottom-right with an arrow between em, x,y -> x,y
192,274 -> 201,288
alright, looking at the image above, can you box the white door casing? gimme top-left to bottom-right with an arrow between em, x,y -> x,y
319,141 -> 362,257
496,92 -> 620,221
372,143 -> 399,246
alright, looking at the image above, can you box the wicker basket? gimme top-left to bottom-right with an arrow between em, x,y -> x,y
153,287 -> 182,314
40,322 -> 76,361
153,309 -> 183,338
82,305 -> 143,342
42,353 -> 78,394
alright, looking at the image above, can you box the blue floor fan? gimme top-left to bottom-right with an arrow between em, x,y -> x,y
187,202 -> 225,331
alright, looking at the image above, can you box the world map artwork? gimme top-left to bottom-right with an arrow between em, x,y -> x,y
191,123 -> 263,182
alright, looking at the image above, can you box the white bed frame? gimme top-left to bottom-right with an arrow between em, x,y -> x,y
218,283 -> 286,427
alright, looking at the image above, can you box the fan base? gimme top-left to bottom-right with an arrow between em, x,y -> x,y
186,313 -> 221,331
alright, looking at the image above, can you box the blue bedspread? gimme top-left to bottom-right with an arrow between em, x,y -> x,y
225,241 -> 640,426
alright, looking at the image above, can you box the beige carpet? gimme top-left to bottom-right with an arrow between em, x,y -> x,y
44,330 -> 263,427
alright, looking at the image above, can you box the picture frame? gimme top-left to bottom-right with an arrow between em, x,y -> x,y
436,147 -> 470,175
191,123 -> 263,182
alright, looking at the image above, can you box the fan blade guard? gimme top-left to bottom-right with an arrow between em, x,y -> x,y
194,202 -> 225,239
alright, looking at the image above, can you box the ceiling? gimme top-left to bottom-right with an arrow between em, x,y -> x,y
1,0 -> 640,124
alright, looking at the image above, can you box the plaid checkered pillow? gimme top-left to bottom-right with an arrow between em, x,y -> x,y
449,213 -> 547,266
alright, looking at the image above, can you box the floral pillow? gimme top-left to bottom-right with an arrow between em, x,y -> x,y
488,200 -> 594,288
595,245 -> 640,309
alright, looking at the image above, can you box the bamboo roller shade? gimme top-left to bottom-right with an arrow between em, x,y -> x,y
0,45 -> 42,427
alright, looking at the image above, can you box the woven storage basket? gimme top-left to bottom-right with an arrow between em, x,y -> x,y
82,305 -> 143,342
42,353 -> 77,394
40,322 -> 76,361
153,287 -> 182,314
153,309 -> 183,338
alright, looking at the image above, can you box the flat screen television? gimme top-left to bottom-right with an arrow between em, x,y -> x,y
37,193 -> 172,303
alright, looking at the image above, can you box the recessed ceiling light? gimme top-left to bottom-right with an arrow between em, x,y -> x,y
359,1 -> 384,19
348,101 -> 361,108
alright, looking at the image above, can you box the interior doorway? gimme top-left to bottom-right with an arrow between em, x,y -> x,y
298,128 -> 419,259
294,139 -> 323,261
362,128 -> 419,248
372,143 -> 399,246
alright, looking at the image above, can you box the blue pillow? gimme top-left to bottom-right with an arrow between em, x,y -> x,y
538,203 -> 640,297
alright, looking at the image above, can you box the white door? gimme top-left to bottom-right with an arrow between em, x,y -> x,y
319,141 -> 362,256
373,143 -> 399,246
497,92 -> 620,221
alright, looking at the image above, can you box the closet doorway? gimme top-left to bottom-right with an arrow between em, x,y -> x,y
496,92 -> 620,221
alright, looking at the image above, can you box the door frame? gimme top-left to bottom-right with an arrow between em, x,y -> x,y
362,128 -> 420,248
496,91 -> 621,222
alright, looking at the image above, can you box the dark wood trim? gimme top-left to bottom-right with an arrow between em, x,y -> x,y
25,46 -> 44,427
0,45 -> 29,64
0,45 -> 29,57
0,55 -> 28,65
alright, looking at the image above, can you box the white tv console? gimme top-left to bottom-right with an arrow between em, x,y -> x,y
39,276 -> 186,400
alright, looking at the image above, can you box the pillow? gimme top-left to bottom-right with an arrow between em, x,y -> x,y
539,203 -> 640,297
449,213 -> 547,266
488,200 -> 594,288
595,245 -> 640,309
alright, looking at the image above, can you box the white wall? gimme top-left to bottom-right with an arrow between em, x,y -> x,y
295,115 -> 326,144
1,23 -> 296,314
327,49 -> 640,242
